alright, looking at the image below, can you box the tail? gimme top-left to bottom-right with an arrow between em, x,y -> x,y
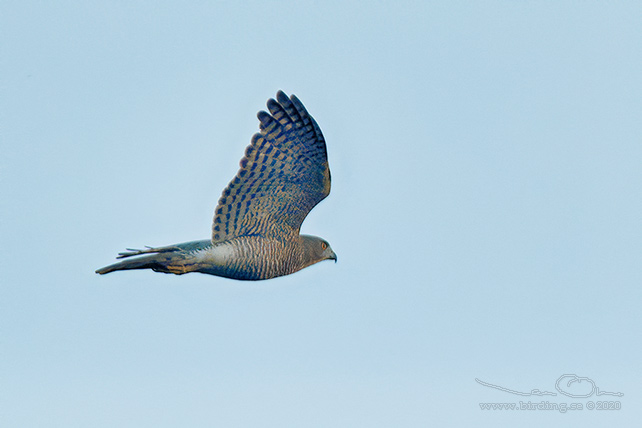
95,253 -> 176,275
96,241 -> 210,275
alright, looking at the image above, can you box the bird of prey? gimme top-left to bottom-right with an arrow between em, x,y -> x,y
96,91 -> 336,280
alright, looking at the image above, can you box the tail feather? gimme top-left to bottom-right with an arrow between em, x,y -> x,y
116,245 -> 183,259
96,240 -> 212,275
96,252 -> 177,275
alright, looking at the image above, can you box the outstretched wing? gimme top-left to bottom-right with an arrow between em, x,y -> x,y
211,91 -> 331,243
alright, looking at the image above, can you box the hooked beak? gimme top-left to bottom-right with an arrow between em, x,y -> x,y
329,250 -> 337,263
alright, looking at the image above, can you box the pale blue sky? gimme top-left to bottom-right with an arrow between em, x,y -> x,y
2,1 -> 641,427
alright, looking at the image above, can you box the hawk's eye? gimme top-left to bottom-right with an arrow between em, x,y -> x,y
321,242 -> 327,250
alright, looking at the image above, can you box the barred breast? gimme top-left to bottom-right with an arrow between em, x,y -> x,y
195,236 -> 304,280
